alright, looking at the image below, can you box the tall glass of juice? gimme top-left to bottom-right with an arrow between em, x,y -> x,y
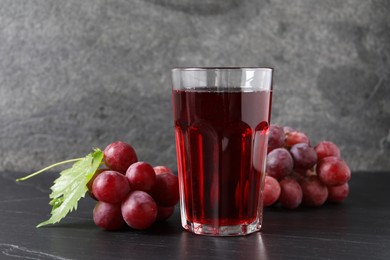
172,67 -> 273,236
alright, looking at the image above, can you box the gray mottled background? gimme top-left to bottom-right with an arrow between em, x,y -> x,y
0,0 -> 389,173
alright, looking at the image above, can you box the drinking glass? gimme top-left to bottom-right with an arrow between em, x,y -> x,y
172,67 -> 273,236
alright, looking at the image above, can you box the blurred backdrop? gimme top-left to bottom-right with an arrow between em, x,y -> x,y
0,0 -> 389,172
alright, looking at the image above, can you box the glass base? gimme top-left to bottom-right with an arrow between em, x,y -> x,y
182,219 -> 262,236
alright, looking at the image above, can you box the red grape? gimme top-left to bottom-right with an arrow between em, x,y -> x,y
314,141 -> 341,161
126,162 -> 156,192
263,176 -> 281,206
327,183 -> 349,203
149,172 -> 179,207
285,131 -> 310,148
267,125 -> 285,153
87,168 -> 107,200
104,141 -> 138,174
92,170 -> 130,204
279,177 -> 303,209
93,201 -> 125,231
121,191 -> 157,230
317,156 -> 351,186
153,165 -> 174,175
300,176 -> 328,207
266,148 -> 293,180
156,206 -> 175,221
290,143 -> 317,170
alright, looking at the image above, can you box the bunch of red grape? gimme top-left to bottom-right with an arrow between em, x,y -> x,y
263,125 -> 351,209
88,141 -> 179,231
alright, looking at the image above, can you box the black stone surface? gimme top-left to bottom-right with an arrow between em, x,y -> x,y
1,171 -> 389,259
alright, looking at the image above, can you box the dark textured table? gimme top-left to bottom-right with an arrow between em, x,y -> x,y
1,171 -> 389,260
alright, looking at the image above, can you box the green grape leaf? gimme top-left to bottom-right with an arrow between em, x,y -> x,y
36,148 -> 103,227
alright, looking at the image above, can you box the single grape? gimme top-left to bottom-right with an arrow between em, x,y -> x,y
156,206 -> 175,221
314,141 -> 341,161
285,131 -> 310,148
317,156 -> 351,186
93,201 -> 125,231
87,168 -> 107,200
327,183 -> 349,203
263,176 -> 281,206
126,162 -> 156,192
104,141 -> 138,174
300,176 -> 328,207
149,172 -> 179,207
92,170 -> 130,204
267,125 -> 285,153
121,191 -> 157,230
290,143 -> 317,170
266,148 -> 294,180
153,165 -> 174,175
279,177 -> 303,209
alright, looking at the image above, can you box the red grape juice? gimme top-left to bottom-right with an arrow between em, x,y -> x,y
173,88 -> 272,228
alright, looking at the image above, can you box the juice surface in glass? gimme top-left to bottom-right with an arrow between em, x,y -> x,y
173,88 -> 271,229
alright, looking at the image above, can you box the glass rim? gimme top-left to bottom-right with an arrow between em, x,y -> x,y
172,67 -> 273,72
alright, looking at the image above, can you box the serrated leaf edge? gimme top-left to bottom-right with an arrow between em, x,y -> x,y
37,148 -> 103,227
